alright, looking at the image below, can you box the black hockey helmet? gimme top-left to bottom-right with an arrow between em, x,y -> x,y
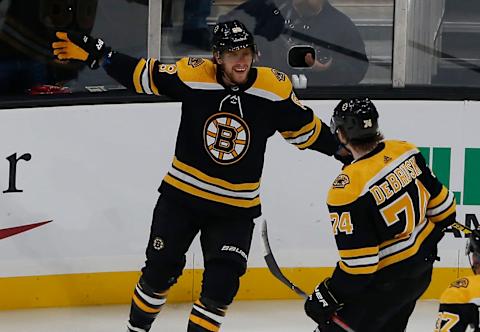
330,98 -> 379,141
212,20 -> 256,54
466,228 -> 480,274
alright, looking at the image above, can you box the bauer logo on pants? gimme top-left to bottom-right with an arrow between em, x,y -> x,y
203,113 -> 250,165
221,245 -> 248,260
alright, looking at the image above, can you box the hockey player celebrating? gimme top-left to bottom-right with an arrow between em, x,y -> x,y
304,98 -> 457,332
435,229 -> 480,332
52,20 -> 347,332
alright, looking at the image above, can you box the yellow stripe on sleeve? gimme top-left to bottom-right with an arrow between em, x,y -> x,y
428,186 -> 449,209
281,117 -> 317,139
429,201 -> 456,223
133,59 -> 147,93
297,117 -> 322,150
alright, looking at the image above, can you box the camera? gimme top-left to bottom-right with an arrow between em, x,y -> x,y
288,46 -> 332,68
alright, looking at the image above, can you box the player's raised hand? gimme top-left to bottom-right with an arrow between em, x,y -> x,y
52,32 -> 110,69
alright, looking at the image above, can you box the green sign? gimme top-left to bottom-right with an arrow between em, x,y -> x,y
419,147 -> 480,206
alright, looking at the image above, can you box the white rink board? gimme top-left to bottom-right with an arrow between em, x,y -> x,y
0,100 -> 478,277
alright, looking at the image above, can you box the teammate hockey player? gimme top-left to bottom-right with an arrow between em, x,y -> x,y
304,98 -> 457,332
51,20 -> 348,332
435,228 -> 480,332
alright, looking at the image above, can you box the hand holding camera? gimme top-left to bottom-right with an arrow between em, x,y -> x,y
288,46 -> 332,70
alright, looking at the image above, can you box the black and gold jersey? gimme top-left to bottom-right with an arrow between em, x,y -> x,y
326,140 -> 456,299
105,54 -> 337,217
435,275 -> 480,332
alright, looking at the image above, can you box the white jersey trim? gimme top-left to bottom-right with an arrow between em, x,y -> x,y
427,191 -> 454,216
342,255 -> 379,267
245,87 -> 283,101
135,285 -> 166,306
286,130 -> 315,145
168,167 -> 260,199
193,304 -> 225,324
141,60 -> 153,95
127,322 -> 147,332
184,82 -> 224,90
379,220 -> 429,259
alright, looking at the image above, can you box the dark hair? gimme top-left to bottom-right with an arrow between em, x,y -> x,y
347,130 -> 384,152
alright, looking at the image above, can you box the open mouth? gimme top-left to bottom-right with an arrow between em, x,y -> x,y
233,66 -> 247,73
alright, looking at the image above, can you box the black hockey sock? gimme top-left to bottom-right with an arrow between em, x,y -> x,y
187,298 -> 227,331
127,280 -> 168,332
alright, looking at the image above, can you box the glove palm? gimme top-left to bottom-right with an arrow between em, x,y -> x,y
52,32 -> 109,69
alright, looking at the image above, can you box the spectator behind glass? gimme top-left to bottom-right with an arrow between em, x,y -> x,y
219,0 -> 369,87
0,0 -> 97,95
181,0 -> 212,50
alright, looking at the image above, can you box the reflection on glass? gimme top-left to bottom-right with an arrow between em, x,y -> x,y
0,0 -> 148,97
0,0 -> 97,95
220,0 -> 371,87
433,0 -> 480,86
160,0 -> 394,88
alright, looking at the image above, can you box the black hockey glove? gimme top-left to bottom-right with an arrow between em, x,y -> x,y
304,278 -> 344,328
52,32 -> 111,69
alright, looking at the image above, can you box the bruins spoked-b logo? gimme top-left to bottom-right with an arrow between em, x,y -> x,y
204,113 -> 250,165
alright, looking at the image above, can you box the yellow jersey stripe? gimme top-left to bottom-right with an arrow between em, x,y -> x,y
189,314 -> 220,331
164,174 -> 260,208
429,202 -> 456,223
339,246 -> 379,258
428,187 -> 449,209
339,261 -> 378,275
380,233 -> 412,249
297,117 -> 322,149
378,222 -> 435,269
173,158 -> 260,191
281,117 -> 317,139
133,59 -> 147,93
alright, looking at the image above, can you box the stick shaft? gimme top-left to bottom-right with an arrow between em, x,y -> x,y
261,220 -> 356,332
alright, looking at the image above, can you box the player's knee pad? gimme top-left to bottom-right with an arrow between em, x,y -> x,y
142,256 -> 186,290
201,259 -> 246,305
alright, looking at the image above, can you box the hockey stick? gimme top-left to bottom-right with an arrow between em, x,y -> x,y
451,221 -> 474,235
260,219 -> 356,332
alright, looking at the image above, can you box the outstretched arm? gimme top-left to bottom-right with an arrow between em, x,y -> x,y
52,32 -> 188,98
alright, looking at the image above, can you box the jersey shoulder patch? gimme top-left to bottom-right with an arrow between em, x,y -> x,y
440,276 -> 480,304
176,57 -> 218,85
328,168 -> 364,207
249,67 -> 292,101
